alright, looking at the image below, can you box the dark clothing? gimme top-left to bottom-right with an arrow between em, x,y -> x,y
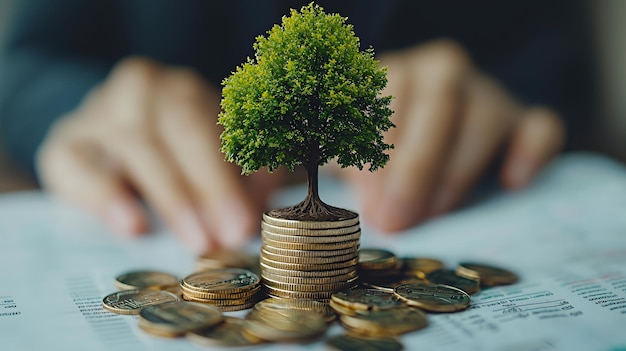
0,0 -> 595,175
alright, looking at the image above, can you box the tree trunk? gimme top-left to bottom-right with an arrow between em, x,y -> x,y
269,158 -> 356,221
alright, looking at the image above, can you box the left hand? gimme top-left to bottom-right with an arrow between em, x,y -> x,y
338,40 -> 565,232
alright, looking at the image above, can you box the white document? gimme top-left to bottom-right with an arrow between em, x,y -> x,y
1,152 -> 626,351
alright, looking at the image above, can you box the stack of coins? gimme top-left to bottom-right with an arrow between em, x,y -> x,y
180,268 -> 262,311
260,212 -> 360,301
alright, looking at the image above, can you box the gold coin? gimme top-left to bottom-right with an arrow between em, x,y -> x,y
339,308 -> 428,337
187,317 -> 264,346
261,270 -> 358,285
329,300 -> 359,316
244,307 -> 327,342
217,300 -> 259,312
326,333 -> 404,351
260,256 -> 358,271
401,257 -> 444,279
260,262 -> 357,278
262,230 -> 361,244
102,289 -> 179,315
264,285 -> 344,300
114,271 -> 179,291
195,250 -> 258,270
331,288 -> 405,311
393,283 -> 470,312
262,237 -> 359,250
358,249 -> 399,271
263,276 -> 358,293
254,297 -> 336,323
456,262 -> 518,286
138,301 -> 222,337
263,212 -> 358,229
425,269 -> 480,295
262,244 -> 359,258
181,293 -> 261,306
261,248 -> 358,264
261,221 -> 361,236
180,284 -> 261,299
363,277 -> 429,293
181,269 -> 260,294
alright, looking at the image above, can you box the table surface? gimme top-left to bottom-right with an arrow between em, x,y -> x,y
1,152 -> 626,351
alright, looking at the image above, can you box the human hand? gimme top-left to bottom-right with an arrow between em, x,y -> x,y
37,57 -> 282,253
339,40 -> 565,232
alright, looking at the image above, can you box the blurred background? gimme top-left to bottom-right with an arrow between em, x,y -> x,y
0,0 -> 624,193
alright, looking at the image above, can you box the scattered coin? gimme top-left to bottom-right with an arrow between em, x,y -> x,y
400,257 -> 444,279
245,306 -> 327,342
359,249 -> 399,271
339,308 -> 428,337
331,288 -> 405,311
425,269 -> 481,295
254,297 -> 337,323
187,317 -> 264,347
102,289 -> 179,315
327,333 -> 404,351
393,283 -> 470,312
456,262 -> 518,286
138,301 -> 222,337
114,271 -> 179,291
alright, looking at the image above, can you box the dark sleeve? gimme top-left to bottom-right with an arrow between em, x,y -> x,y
0,0 -> 122,176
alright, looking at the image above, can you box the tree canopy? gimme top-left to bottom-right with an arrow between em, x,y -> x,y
219,3 -> 394,220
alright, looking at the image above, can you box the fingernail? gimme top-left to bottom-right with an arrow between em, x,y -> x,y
217,200 -> 254,249
106,199 -> 140,238
176,208 -> 210,254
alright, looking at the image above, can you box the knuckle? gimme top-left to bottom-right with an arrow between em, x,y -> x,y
111,56 -> 162,91
413,39 -> 472,80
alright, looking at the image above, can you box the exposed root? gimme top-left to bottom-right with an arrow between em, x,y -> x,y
269,196 -> 357,221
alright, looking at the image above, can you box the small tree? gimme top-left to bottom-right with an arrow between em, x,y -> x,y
219,3 -> 393,221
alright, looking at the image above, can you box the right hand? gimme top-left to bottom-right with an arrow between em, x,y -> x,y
37,57 -> 282,253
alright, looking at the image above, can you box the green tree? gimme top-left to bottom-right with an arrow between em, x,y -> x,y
219,3 -> 394,221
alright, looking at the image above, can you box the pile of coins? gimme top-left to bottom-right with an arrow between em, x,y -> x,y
180,268 -> 262,311
102,247 -> 518,349
260,212 -> 361,301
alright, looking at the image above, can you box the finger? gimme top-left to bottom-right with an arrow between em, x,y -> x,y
344,51 -> 411,221
429,74 -> 522,215
500,107 -> 565,189
373,41 -> 471,232
156,70 -> 258,250
36,134 -> 148,237
108,130 -> 213,254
